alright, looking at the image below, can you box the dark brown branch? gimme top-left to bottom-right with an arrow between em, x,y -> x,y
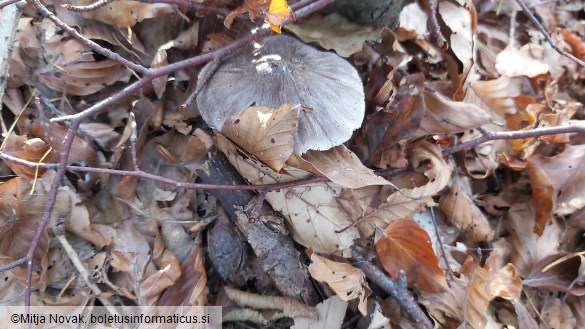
352,248 -> 434,329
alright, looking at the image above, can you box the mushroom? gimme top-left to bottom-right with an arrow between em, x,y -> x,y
197,35 -> 365,154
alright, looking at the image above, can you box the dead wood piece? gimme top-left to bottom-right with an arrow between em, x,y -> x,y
207,208 -> 247,280
197,150 -> 319,305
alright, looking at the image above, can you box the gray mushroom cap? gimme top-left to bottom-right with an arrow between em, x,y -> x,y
196,35 -> 365,154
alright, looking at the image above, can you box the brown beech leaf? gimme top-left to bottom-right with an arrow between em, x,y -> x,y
402,139 -> 452,199
222,103 -> 300,172
360,74 -> 425,168
523,253 -> 585,296
375,219 -> 448,293
224,0 -> 269,29
464,76 -> 528,123
416,89 -> 491,136
465,266 -> 493,328
303,145 -> 391,188
438,1 -> 474,93
39,37 -> 130,96
439,174 -> 493,241
495,44 -> 550,78
140,250 -> 181,306
292,296 -> 347,329
1,135 -> 54,179
527,144 -> 585,230
158,242 -> 207,307
508,203 -> 561,277
286,13 -> 381,57
308,253 -> 369,315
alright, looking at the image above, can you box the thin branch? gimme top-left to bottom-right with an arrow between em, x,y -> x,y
24,121 -> 79,306
1,123 -> 584,194
60,0 -> 114,12
352,249 -> 434,329
181,59 -> 219,109
427,0 -> 447,49
444,123 -> 585,155
514,0 -> 585,68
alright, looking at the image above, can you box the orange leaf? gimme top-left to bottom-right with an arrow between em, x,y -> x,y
375,219 -> 448,292
266,0 -> 292,33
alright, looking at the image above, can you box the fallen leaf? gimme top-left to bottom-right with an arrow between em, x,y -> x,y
375,219 -> 448,292
291,296 -> 347,329
523,253 -> 585,296
303,145 -> 391,188
75,0 -> 174,28
286,13 -> 381,57
222,103 -> 300,172
439,174 -> 493,241
495,44 -> 550,78
266,0 -> 292,33
308,253 -> 369,315
224,0 -> 269,28
416,89 -> 491,136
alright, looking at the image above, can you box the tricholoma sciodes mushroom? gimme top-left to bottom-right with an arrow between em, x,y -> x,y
197,35 -> 365,154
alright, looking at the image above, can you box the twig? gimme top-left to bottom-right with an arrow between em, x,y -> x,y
514,0 -> 585,68
24,121 -> 79,306
60,0 -> 114,12
128,112 -> 140,171
1,122 -> 584,193
427,0 -> 447,49
54,225 -> 119,312
429,207 -> 454,282
181,59 -> 219,109
444,123 -> 585,155
352,249 -> 434,329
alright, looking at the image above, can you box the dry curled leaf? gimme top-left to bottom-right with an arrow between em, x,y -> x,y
287,13 -> 381,57
222,103 -> 300,172
302,145 -> 391,188
439,174 -> 493,241
308,253 -> 369,315
375,219 -> 448,293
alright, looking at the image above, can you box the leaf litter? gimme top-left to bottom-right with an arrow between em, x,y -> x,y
1,0 -> 585,328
